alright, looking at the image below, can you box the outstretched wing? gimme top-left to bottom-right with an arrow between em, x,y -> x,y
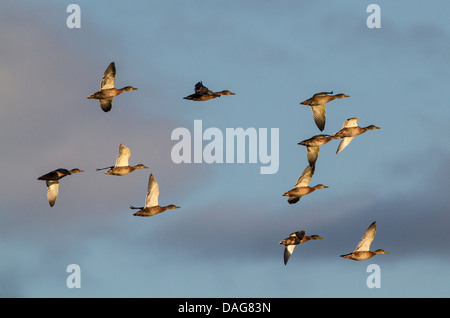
115,144 -> 131,167
46,180 -> 59,207
306,146 -> 320,166
342,117 -> 359,128
310,104 -> 326,131
194,81 -> 208,94
284,245 -> 296,265
336,137 -> 354,154
354,221 -> 377,252
100,62 -> 116,90
294,165 -> 315,188
145,174 -> 160,208
99,99 -> 113,112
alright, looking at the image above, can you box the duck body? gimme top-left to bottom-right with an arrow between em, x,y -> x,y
298,134 -> 338,147
131,204 -> 180,217
279,231 -> 323,265
37,168 -> 84,207
87,86 -> 137,100
340,249 -> 388,261
300,91 -> 350,131
87,62 -> 137,112
183,93 -> 219,101
104,164 -> 148,176
333,117 -> 380,154
37,168 -> 72,181
283,185 -> 326,200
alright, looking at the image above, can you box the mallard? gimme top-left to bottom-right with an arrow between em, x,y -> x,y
333,117 -> 380,154
87,62 -> 137,112
183,81 -> 235,101
300,91 -> 350,131
282,165 -> 328,204
340,221 -> 389,261
298,134 -> 339,166
96,144 -> 148,176
37,168 -> 84,207
130,173 -> 180,217
279,231 -> 323,265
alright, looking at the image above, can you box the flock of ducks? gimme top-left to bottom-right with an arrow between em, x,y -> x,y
38,62 -> 180,217
279,91 -> 387,264
37,62 -> 387,265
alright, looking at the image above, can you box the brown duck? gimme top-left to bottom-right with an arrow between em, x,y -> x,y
298,134 -> 339,166
87,62 -> 137,112
300,91 -> 349,131
97,144 -> 148,176
279,231 -> 323,265
333,117 -> 380,154
183,81 -> 235,101
37,168 -> 84,207
282,165 -> 328,204
340,221 -> 389,261
130,173 -> 180,217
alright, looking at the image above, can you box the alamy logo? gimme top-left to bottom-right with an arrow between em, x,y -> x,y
171,120 -> 279,174
66,264 -> 81,288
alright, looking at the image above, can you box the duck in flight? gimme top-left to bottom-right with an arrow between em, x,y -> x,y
340,221 -> 389,261
96,144 -> 148,176
300,91 -> 349,131
333,117 -> 380,154
279,230 -> 323,265
298,134 -> 339,166
130,173 -> 180,217
87,62 -> 138,112
37,168 -> 84,207
183,81 -> 235,101
282,165 -> 328,204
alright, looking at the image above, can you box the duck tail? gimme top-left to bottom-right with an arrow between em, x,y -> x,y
96,166 -> 113,171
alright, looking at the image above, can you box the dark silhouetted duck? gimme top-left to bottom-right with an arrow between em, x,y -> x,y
37,168 -> 84,207
298,134 -> 339,166
300,91 -> 350,131
340,221 -> 389,261
282,165 -> 328,204
97,144 -> 148,176
183,81 -> 235,101
333,117 -> 380,154
87,62 -> 137,112
279,230 -> 323,265
130,173 -> 180,217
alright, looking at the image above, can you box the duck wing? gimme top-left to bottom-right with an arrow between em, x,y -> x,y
99,99 -> 113,112
194,81 -> 208,94
100,62 -> 116,90
306,146 -> 320,166
293,231 -> 305,241
145,174 -> 160,208
115,144 -> 131,167
294,165 -> 315,188
336,137 -> 354,154
354,221 -> 377,252
342,117 -> 359,128
46,180 -> 59,207
310,104 -> 326,131
313,91 -> 333,97
283,245 -> 296,265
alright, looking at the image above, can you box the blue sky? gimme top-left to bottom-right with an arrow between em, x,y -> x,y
0,1 -> 449,298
